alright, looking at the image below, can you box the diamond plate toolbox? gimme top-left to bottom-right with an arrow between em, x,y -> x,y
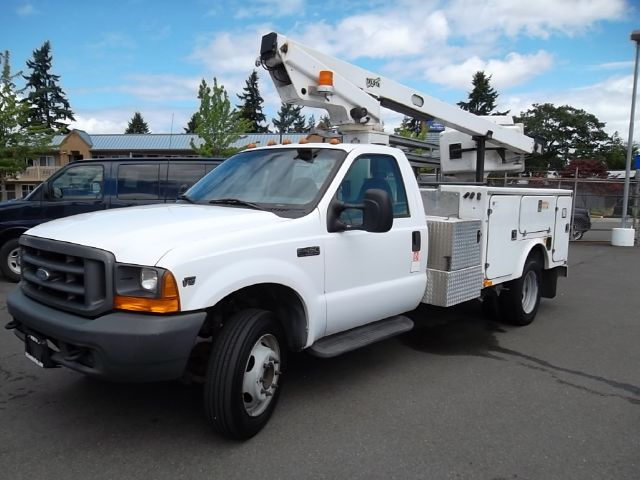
423,265 -> 483,307
426,217 -> 482,271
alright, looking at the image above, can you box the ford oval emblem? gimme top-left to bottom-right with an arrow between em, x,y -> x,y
36,267 -> 51,281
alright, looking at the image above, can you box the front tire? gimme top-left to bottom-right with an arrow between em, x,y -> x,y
500,255 -> 542,326
204,308 -> 285,440
0,238 -> 21,282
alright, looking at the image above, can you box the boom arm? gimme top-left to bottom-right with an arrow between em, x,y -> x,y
259,32 -> 535,156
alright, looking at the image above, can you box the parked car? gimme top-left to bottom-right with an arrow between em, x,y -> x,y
571,207 -> 591,241
0,157 -> 223,281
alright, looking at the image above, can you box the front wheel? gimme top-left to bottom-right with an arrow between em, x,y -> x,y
499,255 -> 542,326
0,238 -> 21,282
204,309 -> 285,440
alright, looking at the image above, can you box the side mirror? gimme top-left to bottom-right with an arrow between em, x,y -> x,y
327,188 -> 393,233
362,189 -> 393,233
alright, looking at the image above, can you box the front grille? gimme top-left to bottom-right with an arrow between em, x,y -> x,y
20,235 -> 115,317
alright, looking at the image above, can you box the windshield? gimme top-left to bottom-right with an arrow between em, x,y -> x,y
186,148 -> 346,218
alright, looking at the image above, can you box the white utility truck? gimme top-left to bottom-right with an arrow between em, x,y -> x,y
6,32 -> 571,440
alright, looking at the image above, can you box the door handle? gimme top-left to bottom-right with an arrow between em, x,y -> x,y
412,231 -> 421,252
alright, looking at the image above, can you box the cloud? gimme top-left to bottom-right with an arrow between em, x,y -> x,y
424,51 -> 554,90
590,61 -> 635,71
16,3 -> 38,16
503,74 -> 639,142
444,0 -> 627,39
235,0 -> 305,19
190,24 -> 273,74
86,33 -> 136,51
116,74 -> 202,101
70,108 -> 195,134
285,9 -> 450,60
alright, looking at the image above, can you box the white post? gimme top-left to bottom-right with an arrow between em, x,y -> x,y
612,30 -> 640,247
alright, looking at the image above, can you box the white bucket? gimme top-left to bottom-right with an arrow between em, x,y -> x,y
611,228 -> 636,247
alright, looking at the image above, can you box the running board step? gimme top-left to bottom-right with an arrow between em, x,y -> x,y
308,315 -> 414,358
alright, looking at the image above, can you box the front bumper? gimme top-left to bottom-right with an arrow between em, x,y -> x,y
7,289 -> 206,382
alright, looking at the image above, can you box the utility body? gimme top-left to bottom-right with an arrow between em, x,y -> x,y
6,32 -> 571,440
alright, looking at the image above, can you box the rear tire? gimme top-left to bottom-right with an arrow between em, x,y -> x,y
499,255 -> 542,326
0,238 -> 21,282
204,308 -> 285,440
570,226 -> 584,241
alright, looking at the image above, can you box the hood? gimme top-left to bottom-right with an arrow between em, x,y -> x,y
25,203 -> 288,265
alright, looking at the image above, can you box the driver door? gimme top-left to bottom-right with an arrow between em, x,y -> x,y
323,154 -> 422,336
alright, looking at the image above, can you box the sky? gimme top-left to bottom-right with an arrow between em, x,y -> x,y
2,0 -> 640,143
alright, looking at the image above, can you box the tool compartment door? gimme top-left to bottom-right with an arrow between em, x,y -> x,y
486,195 -> 521,280
553,196 -> 572,261
519,196 -> 557,235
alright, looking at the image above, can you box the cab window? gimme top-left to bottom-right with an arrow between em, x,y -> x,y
49,165 -> 104,200
336,155 -> 409,226
117,164 -> 160,200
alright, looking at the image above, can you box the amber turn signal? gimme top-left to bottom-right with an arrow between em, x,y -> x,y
115,272 -> 180,313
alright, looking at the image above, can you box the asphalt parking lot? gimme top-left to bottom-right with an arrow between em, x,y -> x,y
1,243 -> 638,480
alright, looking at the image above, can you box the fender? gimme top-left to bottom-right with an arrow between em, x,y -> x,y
0,227 -> 29,245
166,256 -> 326,348
513,239 -> 550,279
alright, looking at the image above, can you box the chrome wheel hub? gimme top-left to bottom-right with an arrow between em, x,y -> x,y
521,270 -> 538,314
242,334 -> 281,417
7,247 -> 20,275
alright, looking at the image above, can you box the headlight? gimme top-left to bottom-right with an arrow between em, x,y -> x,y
114,264 -> 180,313
140,268 -> 159,291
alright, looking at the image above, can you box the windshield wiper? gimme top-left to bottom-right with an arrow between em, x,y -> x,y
208,198 -> 265,211
177,194 -> 196,204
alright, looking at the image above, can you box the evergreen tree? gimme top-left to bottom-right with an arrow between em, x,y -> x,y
184,113 -> 198,133
272,103 -> 306,133
124,111 -> 150,134
0,51 -> 50,200
273,103 -> 306,134
306,115 -> 316,132
22,41 -> 75,133
317,114 -> 332,130
457,71 -> 508,116
237,70 -> 268,133
394,116 -> 424,137
190,78 -> 250,157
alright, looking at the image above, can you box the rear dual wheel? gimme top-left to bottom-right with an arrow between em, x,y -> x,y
499,255 -> 542,326
204,309 -> 285,440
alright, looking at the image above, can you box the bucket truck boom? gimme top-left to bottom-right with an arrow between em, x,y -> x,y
259,32 -> 539,179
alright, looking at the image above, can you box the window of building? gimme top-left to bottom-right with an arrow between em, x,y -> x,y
4,184 -> 16,200
28,156 -> 55,167
21,184 -> 36,197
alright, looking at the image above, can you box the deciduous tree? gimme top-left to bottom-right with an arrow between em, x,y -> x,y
515,103 -> 610,172
190,78 -> 250,157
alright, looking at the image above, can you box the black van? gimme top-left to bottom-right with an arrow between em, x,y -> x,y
0,157 -> 223,281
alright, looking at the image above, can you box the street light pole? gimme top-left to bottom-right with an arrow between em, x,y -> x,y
621,30 -> 640,229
